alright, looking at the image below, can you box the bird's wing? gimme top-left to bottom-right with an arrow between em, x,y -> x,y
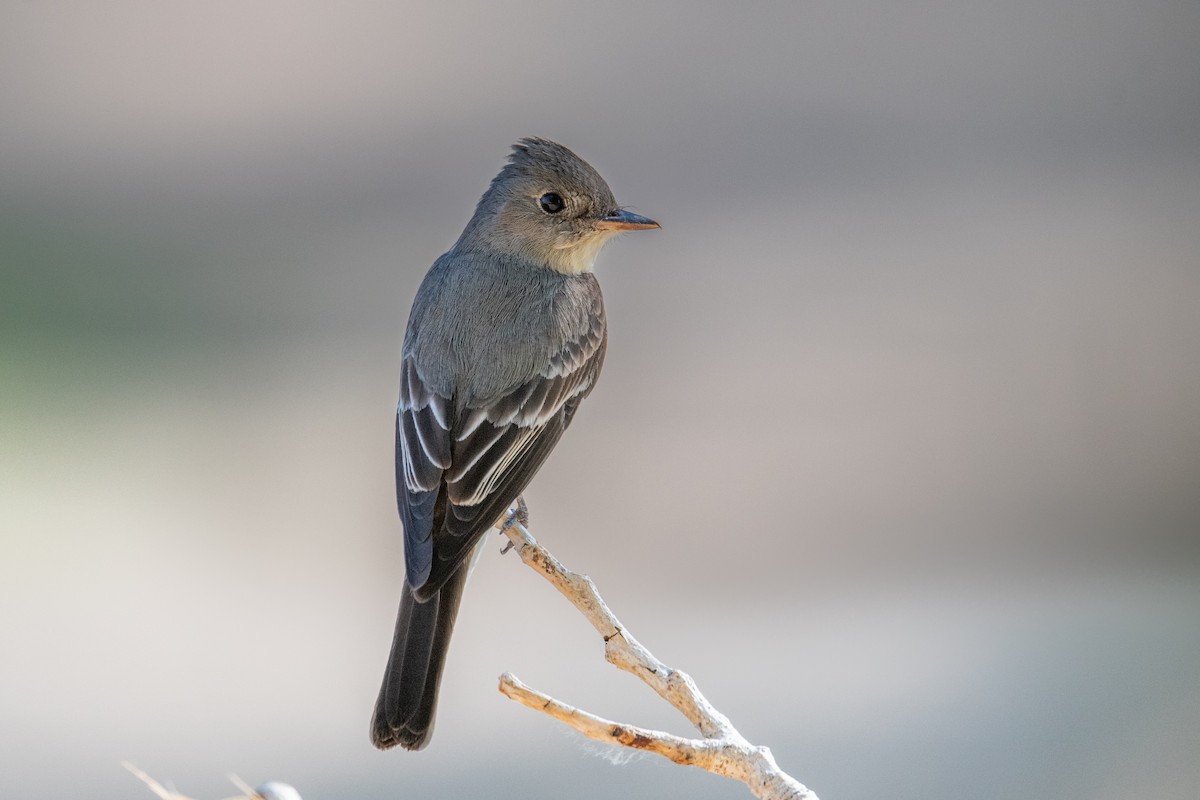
396,301 -> 606,601
395,356 -> 453,587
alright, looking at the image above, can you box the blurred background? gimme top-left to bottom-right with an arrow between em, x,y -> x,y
2,2 -> 1198,798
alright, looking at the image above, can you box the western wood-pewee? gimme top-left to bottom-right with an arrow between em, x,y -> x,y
371,137 -> 658,750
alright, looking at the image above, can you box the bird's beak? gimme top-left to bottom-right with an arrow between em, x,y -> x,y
595,208 -> 660,231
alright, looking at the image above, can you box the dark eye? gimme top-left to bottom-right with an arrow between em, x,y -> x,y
538,192 -> 565,214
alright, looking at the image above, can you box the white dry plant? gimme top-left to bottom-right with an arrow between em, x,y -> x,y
123,762 -> 301,800
125,502 -> 820,800
495,501 -> 818,800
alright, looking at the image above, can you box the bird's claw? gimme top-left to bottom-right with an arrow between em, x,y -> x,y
512,496 -> 530,527
497,496 -> 530,554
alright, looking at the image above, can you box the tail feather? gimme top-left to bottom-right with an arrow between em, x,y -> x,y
370,565 -> 469,750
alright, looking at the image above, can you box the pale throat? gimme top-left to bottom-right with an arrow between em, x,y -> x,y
544,230 -> 617,275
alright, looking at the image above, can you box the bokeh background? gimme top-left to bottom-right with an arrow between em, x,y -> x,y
3,2 -> 1198,799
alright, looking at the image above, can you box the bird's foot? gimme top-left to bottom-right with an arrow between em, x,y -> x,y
497,496 -> 530,554
512,496 -> 530,527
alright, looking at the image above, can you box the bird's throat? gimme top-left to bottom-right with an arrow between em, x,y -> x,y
543,231 -> 616,275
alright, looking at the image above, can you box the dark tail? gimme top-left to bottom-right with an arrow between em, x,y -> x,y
370,564 -> 469,750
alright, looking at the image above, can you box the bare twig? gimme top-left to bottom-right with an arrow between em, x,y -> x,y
122,763 -> 302,800
495,513 -> 818,800
123,762 -> 189,800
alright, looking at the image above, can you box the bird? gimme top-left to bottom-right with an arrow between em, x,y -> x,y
371,137 -> 659,750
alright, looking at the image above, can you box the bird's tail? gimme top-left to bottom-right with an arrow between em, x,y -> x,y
370,565 -> 469,750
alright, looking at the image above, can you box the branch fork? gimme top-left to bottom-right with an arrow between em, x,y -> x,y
495,508 -> 817,800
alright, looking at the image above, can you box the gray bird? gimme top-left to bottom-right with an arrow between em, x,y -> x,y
371,138 -> 658,750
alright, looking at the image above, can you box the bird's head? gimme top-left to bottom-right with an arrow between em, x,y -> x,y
457,137 -> 658,274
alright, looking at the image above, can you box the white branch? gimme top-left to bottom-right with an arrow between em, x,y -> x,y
496,513 -> 818,800
122,762 -> 302,800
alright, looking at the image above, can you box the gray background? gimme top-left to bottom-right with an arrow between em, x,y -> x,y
2,2 -> 1198,798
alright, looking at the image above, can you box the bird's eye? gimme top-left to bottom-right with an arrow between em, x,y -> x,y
538,192 -> 565,215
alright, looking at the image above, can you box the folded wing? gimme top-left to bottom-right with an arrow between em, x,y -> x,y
396,302 -> 606,601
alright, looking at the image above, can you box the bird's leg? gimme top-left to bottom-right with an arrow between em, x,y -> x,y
513,495 -> 530,527
496,495 -> 530,554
